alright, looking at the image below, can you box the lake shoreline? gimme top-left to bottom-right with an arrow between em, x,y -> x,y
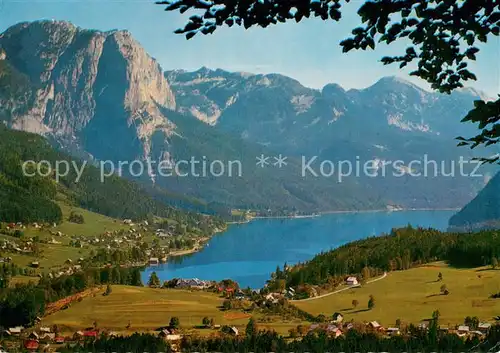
166,226 -> 227,258
319,207 -> 460,215
240,207 -> 460,221
173,208 -> 458,258
143,210 -> 456,288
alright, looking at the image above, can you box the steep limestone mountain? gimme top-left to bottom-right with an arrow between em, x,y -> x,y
0,21 -> 493,212
448,171 -> 500,232
0,20 -> 176,163
0,21 -> 383,212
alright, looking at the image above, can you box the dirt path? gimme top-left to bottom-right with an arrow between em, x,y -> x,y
291,272 -> 387,302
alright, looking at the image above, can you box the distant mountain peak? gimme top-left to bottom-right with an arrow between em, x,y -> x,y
369,75 -> 426,91
322,83 -> 346,95
196,66 -> 212,74
455,87 -> 492,101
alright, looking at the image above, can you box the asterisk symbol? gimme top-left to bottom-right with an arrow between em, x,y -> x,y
256,154 -> 270,168
273,154 -> 288,168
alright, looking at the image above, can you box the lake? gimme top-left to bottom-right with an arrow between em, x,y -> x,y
141,210 -> 455,289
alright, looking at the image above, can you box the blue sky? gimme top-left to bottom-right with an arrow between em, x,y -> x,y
1,0 -> 499,96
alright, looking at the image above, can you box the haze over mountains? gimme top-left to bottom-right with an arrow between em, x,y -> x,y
0,20 -> 496,213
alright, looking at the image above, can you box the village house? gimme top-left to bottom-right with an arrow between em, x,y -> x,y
83,330 -> 99,339
457,325 -> 470,337
386,327 -> 400,336
332,312 -> 344,324
159,328 -> 182,341
28,332 -> 39,340
235,290 -> 246,300
264,293 -> 280,304
478,322 -> 491,333
24,340 -> 39,351
175,278 -> 212,289
368,321 -> 383,331
5,326 -> 24,335
345,276 -> 359,286
40,333 -> 56,342
308,324 -> 320,332
74,329 -> 99,340
326,325 -> 343,338
471,330 -> 486,337
149,257 -> 159,265
285,287 -> 295,298
156,230 -> 172,238
418,321 -> 429,331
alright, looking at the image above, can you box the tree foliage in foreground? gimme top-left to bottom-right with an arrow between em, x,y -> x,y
157,0 -> 500,162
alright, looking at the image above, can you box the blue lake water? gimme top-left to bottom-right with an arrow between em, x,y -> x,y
141,210 -> 455,289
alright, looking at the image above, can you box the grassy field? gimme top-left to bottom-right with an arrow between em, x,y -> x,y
56,203 -> 130,236
17,202 -> 129,246
41,286 -> 304,336
2,203 -> 132,271
6,245 -> 88,270
294,262 -> 500,327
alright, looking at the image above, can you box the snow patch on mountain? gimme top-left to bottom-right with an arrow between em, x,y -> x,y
188,104 -> 221,126
291,95 -> 315,113
387,113 -> 431,132
171,76 -> 226,87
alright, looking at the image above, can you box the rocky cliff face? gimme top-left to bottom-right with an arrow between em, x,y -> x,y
0,20 -> 176,162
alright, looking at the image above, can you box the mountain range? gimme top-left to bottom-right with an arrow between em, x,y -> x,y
0,20 -> 496,213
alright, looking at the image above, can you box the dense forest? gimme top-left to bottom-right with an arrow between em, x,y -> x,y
277,226 -> 500,288
60,333 -> 172,353
0,126 -> 226,226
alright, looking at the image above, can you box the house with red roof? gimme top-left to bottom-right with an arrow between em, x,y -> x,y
83,330 -> 99,338
24,340 -> 39,351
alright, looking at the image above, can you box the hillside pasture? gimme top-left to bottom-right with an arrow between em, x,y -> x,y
294,262 -> 500,327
